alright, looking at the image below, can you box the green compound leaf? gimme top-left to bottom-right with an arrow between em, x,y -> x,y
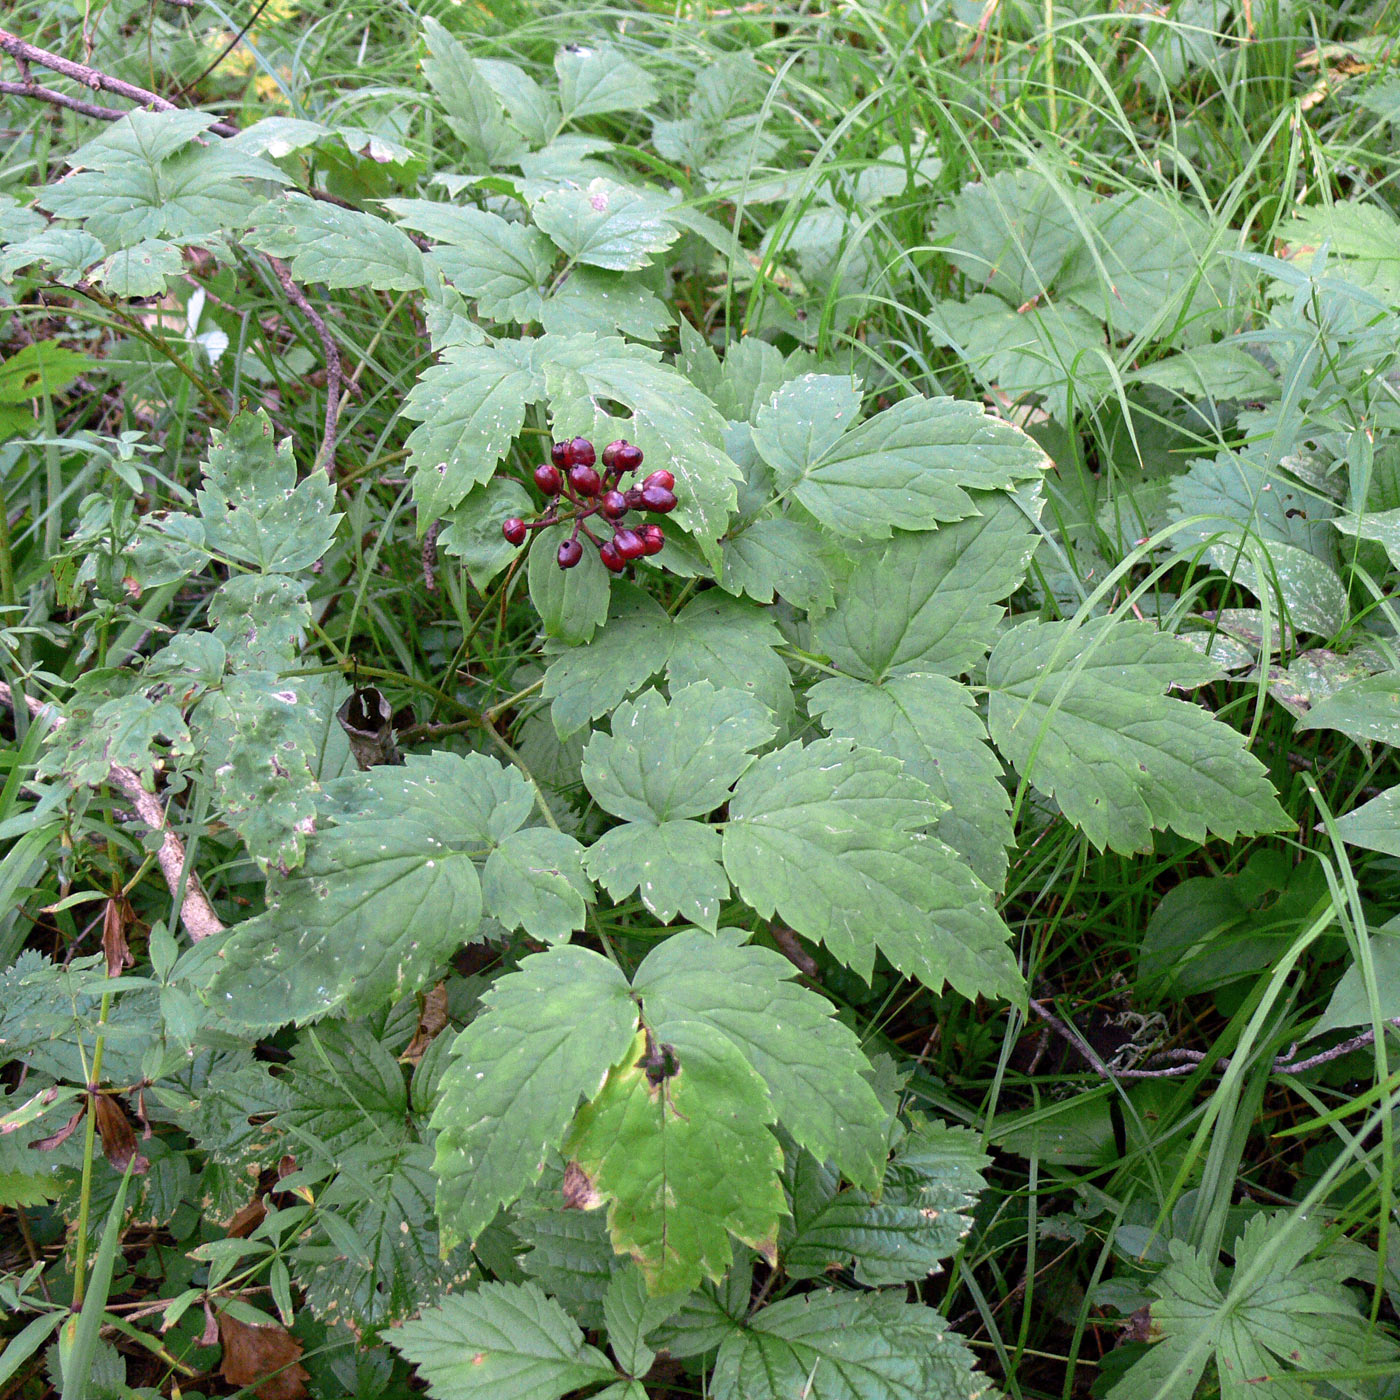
246,193 -> 426,291
542,587 -> 789,738
585,818 -> 728,931
750,373 -> 862,483
711,1290 -> 992,1400
39,676 -> 191,788
539,266 -> 674,340
581,683 -> 776,824
197,410 -> 339,574
421,18 -> 526,167
722,738 -> 1022,1003
753,381 -> 1049,538
808,674 -> 1012,891
813,493 -> 1040,682
96,238 -> 183,298
1106,1213 -> 1400,1400
481,826 -> 591,943
531,178 -> 681,271
438,477 -> 534,589
431,945 -> 636,1251
721,516 -> 839,611
785,1119 -> 988,1286
555,45 -> 660,121
207,752 -> 544,1028
388,199 -> 552,322
403,336 -> 548,518
634,929 -> 887,1189
528,523 -> 613,643
564,1022 -> 786,1294
987,618 -> 1289,853
392,1282 -> 617,1400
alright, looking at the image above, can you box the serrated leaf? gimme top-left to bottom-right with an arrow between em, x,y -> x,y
539,266 -> 673,339
246,194 -> 425,291
96,238 -> 184,297
209,573 -> 311,670
403,336 -> 548,518
1132,343 -> 1276,400
721,515 -> 838,611
393,1281 -> 617,1400
667,591 -> 792,716
532,178 -> 681,272
39,682 -> 191,788
527,522 -> 613,643
1335,785 -> 1400,857
481,826 -> 590,942
0,227 -> 105,283
712,1290 -> 990,1400
581,683 -> 775,824
585,819 -> 728,931
515,1181 -> 618,1329
634,929 -> 887,1188
438,477 -> 534,588
814,493 -> 1039,681
722,738 -> 1022,1002
809,674 -> 1012,890
421,18 -> 526,167
987,618 -> 1289,852
475,58 -> 561,146
555,45 -> 659,121
1294,670 -> 1400,745
564,1022 -> 785,1294
603,1265 -> 678,1378
431,945 -> 635,1249
208,753 -> 518,1027
756,385 -> 1048,538
389,199 -> 552,321
751,374 -> 863,482
197,410 -> 338,573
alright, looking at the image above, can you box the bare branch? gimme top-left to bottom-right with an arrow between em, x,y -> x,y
0,26 -> 239,136
265,255 -> 343,477
0,681 -> 225,941
0,78 -> 128,122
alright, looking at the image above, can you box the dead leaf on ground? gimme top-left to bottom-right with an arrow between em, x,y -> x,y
217,1310 -> 310,1400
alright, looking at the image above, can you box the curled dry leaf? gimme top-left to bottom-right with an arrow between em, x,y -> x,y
217,1310 -> 310,1400
400,981 -> 449,1064
94,1093 -> 149,1174
102,895 -> 136,977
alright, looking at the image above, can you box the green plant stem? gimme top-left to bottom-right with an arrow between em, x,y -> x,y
70,988 -> 111,1310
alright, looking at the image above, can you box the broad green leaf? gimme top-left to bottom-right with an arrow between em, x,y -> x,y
1107,1214 -> 1400,1400
555,45 -> 659,121
809,674 -> 1012,890
66,108 -> 218,170
541,585 -> 671,737
193,673 -> 319,873
208,753 -> 521,1027
1335,785 -> 1400,857
421,18 -> 526,167
514,1179 -> 617,1329
389,199 -> 552,321
438,477 -> 534,588
926,294 -> 1110,422
756,388 -> 1049,538
528,523 -> 613,643
1171,452 -> 1336,557
431,945 -> 635,1249
539,267 -> 673,340
634,929 -> 888,1187
564,1022 -> 785,1294
1333,506 -> 1400,572
932,166 -> 1090,303
987,618 -> 1289,852
476,57 -> 561,147
96,238 -> 183,298
481,827 -> 591,942
40,678 -> 191,788
247,194 -> 425,291
581,684 -> 775,824
585,819 -> 728,931
532,178 -> 681,272
1281,202 -> 1400,302
1294,670 -> 1400,745
855,140 -> 944,204
814,494 -> 1039,681
0,227 -> 104,283
403,336 -> 548,518
721,515 -> 838,610
1132,343 -> 1276,400
197,410 -> 338,574
602,1266 -> 678,1378
751,374 -> 862,483
392,1282 -> 617,1400
667,591 -> 791,717
1310,925 -> 1400,1038
209,573 -> 310,671
0,341 -> 92,405
712,1290 -> 989,1400
722,738 -> 1022,1002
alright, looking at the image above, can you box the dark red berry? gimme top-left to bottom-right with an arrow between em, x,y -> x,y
534,463 -> 563,495
643,469 -> 674,492
640,523 -> 665,555
598,539 -> 626,573
624,487 -> 645,509
557,538 -> 583,569
568,436 -> 596,468
550,441 -> 569,468
502,517 -> 528,546
601,490 -> 628,519
568,464 -> 602,496
601,440 -> 622,468
612,441 -> 644,474
640,484 -> 677,513
613,527 -> 646,560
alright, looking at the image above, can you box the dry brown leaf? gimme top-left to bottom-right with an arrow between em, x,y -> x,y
102,896 -> 135,978
93,1094 -> 149,1175
217,1311 -> 310,1400
400,982 -> 449,1064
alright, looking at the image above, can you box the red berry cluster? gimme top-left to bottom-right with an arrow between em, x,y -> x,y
502,436 -> 678,572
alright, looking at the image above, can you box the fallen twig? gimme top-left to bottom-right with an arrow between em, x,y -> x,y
0,681 -> 225,941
